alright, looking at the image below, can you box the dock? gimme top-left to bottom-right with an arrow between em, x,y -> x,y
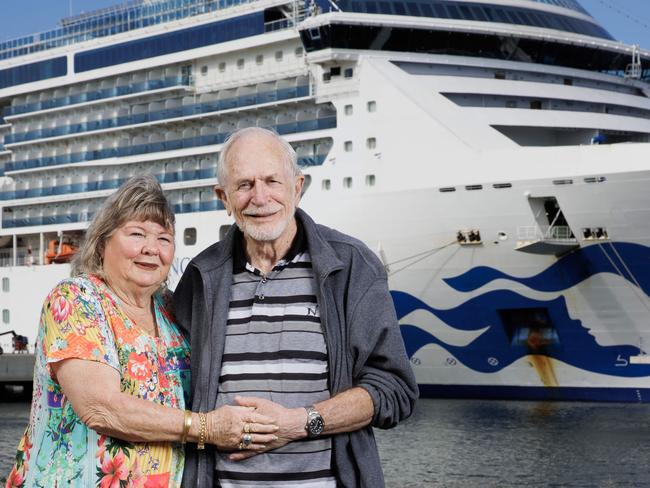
0,354 -> 35,384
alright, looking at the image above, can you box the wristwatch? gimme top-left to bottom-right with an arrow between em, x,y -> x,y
304,405 -> 325,438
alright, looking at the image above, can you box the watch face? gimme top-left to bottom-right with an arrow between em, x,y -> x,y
308,415 -> 324,436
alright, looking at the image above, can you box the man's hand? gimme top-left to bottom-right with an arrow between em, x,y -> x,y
228,396 -> 307,461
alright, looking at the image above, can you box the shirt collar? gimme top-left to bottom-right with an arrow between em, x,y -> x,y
232,216 -> 307,274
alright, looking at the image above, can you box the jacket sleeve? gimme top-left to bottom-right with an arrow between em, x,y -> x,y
172,265 -> 195,338
349,276 -> 418,429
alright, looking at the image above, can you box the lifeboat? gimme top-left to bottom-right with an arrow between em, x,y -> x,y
44,239 -> 78,264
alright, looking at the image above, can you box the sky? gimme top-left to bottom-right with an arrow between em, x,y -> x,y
0,0 -> 649,47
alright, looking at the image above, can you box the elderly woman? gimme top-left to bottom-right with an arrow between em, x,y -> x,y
6,175 -> 277,488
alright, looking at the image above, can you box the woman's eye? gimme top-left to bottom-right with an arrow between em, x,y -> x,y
131,232 -> 145,237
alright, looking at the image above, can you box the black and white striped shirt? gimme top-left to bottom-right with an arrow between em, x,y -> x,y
214,226 -> 336,488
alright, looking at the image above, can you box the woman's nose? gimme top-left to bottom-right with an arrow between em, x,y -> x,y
142,238 -> 160,256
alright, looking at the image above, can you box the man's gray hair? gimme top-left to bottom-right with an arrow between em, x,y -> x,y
217,127 -> 301,186
71,174 -> 175,279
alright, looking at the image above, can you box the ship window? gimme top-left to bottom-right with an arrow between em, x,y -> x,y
459,5 -> 475,20
200,65 -> 208,76
530,100 -> 543,110
493,183 -> 512,189
344,104 -> 353,115
406,2 -> 420,16
218,62 -> 226,72
2,277 -> 8,292
498,308 -> 560,348
322,72 -> 331,83
256,54 -> 264,65
237,58 -> 245,69
343,177 -> 353,188
344,68 -> 354,78
505,100 -> 517,108
465,184 -> 483,191
367,137 -> 376,149
2,309 -> 8,324
367,100 -> 377,112
420,3 -> 433,16
275,50 -> 283,61
295,47 -> 304,57
322,179 -> 331,190
330,66 -> 341,77
439,187 -> 456,193
494,71 -> 506,80
219,225 -> 231,241
184,227 -> 197,246
394,2 -> 406,15
366,174 -> 376,186
564,78 -> 573,86
344,141 -> 353,152
379,1 -> 392,14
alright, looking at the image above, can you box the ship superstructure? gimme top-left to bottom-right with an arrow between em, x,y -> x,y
1,0 -> 650,401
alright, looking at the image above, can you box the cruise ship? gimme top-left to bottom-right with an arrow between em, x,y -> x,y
1,0 -> 649,401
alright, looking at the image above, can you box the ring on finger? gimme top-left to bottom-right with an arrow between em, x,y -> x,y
244,423 -> 251,434
242,433 -> 253,448
238,442 -> 244,450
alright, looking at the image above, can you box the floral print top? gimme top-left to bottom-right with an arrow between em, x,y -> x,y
5,274 -> 190,488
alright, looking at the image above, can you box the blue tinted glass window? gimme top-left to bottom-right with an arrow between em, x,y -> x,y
0,57 -> 66,89
433,4 -> 448,18
420,3 -> 433,16
379,2 -> 393,13
459,5 -> 475,20
406,2 -> 420,16
471,6 -> 487,21
394,2 -> 406,15
75,12 -> 263,72
366,1 -> 378,13
446,4 -> 460,18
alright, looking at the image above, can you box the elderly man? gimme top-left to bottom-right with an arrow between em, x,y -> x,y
174,127 -> 417,487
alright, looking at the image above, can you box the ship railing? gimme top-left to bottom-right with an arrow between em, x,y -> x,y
0,0 -> 261,61
4,76 -> 191,118
517,225 -> 576,241
0,248 -> 42,268
5,84 -> 311,146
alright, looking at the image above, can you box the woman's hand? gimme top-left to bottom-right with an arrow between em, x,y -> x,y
205,405 -> 279,451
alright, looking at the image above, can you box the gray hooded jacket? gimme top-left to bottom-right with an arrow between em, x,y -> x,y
174,208 -> 418,487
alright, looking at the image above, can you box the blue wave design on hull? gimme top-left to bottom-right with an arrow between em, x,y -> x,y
392,289 -> 650,377
444,242 -> 650,295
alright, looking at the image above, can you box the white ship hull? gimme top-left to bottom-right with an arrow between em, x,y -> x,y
1,0 -> 650,401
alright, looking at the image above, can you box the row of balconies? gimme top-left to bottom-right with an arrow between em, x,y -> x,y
4,109 -> 336,173
6,83 -> 310,145
2,187 -> 223,229
4,75 -> 190,118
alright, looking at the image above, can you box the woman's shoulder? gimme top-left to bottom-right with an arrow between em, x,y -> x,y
45,274 -> 103,302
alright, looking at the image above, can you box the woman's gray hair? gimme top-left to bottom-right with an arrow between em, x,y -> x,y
217,127 -> 301,186
71,174 -> 175,278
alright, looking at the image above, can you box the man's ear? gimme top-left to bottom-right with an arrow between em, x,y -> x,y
294,175 -> 305,204
214,185 -> 231,216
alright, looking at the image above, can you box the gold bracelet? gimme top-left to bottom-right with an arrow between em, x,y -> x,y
197,412 -> 207,450
181,410 -> 192,444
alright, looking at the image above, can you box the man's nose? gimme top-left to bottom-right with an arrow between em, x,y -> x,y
250,182 -> 269,204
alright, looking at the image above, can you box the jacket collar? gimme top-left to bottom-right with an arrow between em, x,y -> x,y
190,208 -> 344,278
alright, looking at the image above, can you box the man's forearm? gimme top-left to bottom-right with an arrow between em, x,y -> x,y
314,386 -> 374,435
